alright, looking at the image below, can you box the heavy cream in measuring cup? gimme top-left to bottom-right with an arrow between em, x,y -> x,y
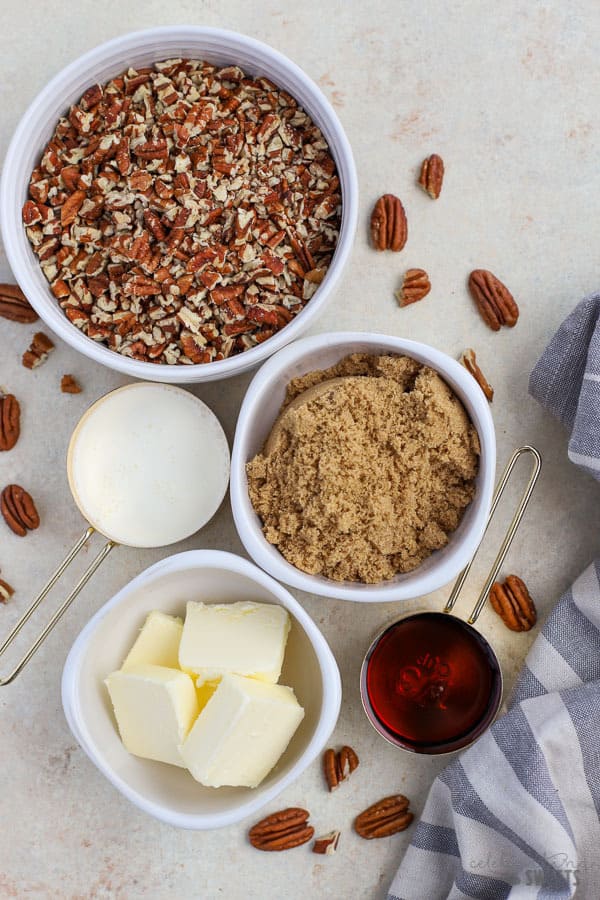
67,383 -> 230,547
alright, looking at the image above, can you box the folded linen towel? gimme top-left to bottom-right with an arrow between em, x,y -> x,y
388,295 -> 600,900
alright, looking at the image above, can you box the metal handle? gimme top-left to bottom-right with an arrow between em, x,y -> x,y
444,445 -> 542,625
0,527 -> 116,686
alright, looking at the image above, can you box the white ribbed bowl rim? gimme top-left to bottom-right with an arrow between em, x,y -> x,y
0,26 -> 358,383
61,550 -> 342,829
231,332 -> 497,602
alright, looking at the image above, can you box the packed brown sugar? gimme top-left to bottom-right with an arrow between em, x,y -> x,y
246,353 -> 480,583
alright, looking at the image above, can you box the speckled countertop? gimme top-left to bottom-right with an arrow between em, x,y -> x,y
3,2 -> 600,898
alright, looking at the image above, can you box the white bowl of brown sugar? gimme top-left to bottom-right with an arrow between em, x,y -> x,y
0,27 -> 357,382
231,332 -> 496,602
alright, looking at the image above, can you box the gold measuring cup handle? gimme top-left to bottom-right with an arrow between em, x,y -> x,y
0,527 -> 116,686
444,445 -> 542,625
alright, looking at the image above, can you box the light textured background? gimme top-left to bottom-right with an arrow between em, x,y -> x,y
2,2 -> 600,898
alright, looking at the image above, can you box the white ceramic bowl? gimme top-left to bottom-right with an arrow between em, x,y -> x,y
0,27 -> 358,383
61,550 -> 341,829
231,332 -> 496,602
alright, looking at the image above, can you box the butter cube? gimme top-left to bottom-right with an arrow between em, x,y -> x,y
179,673 -> 304,787
105,664 -> 198,767
195,679 -> 219,711
121,611 -> 183,671
178,601 -> 291,684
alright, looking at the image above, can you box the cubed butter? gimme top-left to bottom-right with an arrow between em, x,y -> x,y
195,678 -> 219,711
121,611 -> 183,671
105,664 -> 198,767
179,673 -> 304,787
178,601 -> 291,684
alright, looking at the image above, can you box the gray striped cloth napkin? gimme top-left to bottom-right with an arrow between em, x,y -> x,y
388,294 -> 600,900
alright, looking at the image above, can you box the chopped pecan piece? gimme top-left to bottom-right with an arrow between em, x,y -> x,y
22,332 -> 55,369
249,808 -> 314,851
418,153 -> 444,199
354,795 -> 414,839
459,349 -> 494,402
304,267 -> 326,284
395,268 -> 431,307
1,484 -> 40,537
370,194 -> 407,251
61,374 -> 82,394
489,575 -> 537,632
468,270 -> 519,331
312,830 -> 341,855
0,394 -> 21,451
61,189 -> 86,226
0,577 -> 14,603
0,283 -> 38,323
323,745 -> 360,791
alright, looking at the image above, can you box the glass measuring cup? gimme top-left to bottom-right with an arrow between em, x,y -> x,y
0,382 -> 230,685
360,446 -> 541,755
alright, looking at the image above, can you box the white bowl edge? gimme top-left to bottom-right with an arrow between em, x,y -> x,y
230,332 -> 497,602
0,26 -> 358,383
61,549 -> 342,829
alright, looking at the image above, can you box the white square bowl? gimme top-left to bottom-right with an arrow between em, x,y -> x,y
61,550 -> 341,829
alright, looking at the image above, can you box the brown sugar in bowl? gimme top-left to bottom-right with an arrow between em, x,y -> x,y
230,332 -> 496,603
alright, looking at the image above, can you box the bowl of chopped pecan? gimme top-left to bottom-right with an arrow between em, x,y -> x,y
0,27 -> 357,381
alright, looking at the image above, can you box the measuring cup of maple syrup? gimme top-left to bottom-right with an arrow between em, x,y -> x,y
360,611 -> 503,754
360,446 -> 542,755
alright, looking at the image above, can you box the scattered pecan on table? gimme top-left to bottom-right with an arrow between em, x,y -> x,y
370,194 -> 407,251
490,575 -> 537,632
22,332 -> 55,369
468,269 -> 519,331
418,153 -> 444,199
1,484 -> 40,537
312,830 -> 341,855
0,283 -> 38,323
248,807 -> 314,851
323,745 -> 359,791
22,60 -> 341,365
395,268 -> 431,307
0,393 -> 21,451
60,374 -> 82,394
0,576 -> 14,603
354,794 -> 414,839
459,348 -> 494,402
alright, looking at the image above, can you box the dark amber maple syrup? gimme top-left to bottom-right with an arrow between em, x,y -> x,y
362,612 -> 502,753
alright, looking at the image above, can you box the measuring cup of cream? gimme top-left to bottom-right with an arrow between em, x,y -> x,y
0,382 -> 230,685
67,382 -> 229,547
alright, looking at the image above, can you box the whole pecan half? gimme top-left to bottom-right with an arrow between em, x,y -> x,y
0,393 -> 21,451
395,268 -> 431,307
370,194 -> 407,252
489,575 -> 537,632
0,283 -> 38,323
468,270 -> 519,331
459,349 -> 494,402
312,830 -> 341,855
0,577 -> 14,603
61,374 -> 82,394
1,484 -> 40,537
249,808 -> 314,851
323,745 -> 359,791
22,332 -> 55,370
354,795 -> 414,839
418,153 -> 444,199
